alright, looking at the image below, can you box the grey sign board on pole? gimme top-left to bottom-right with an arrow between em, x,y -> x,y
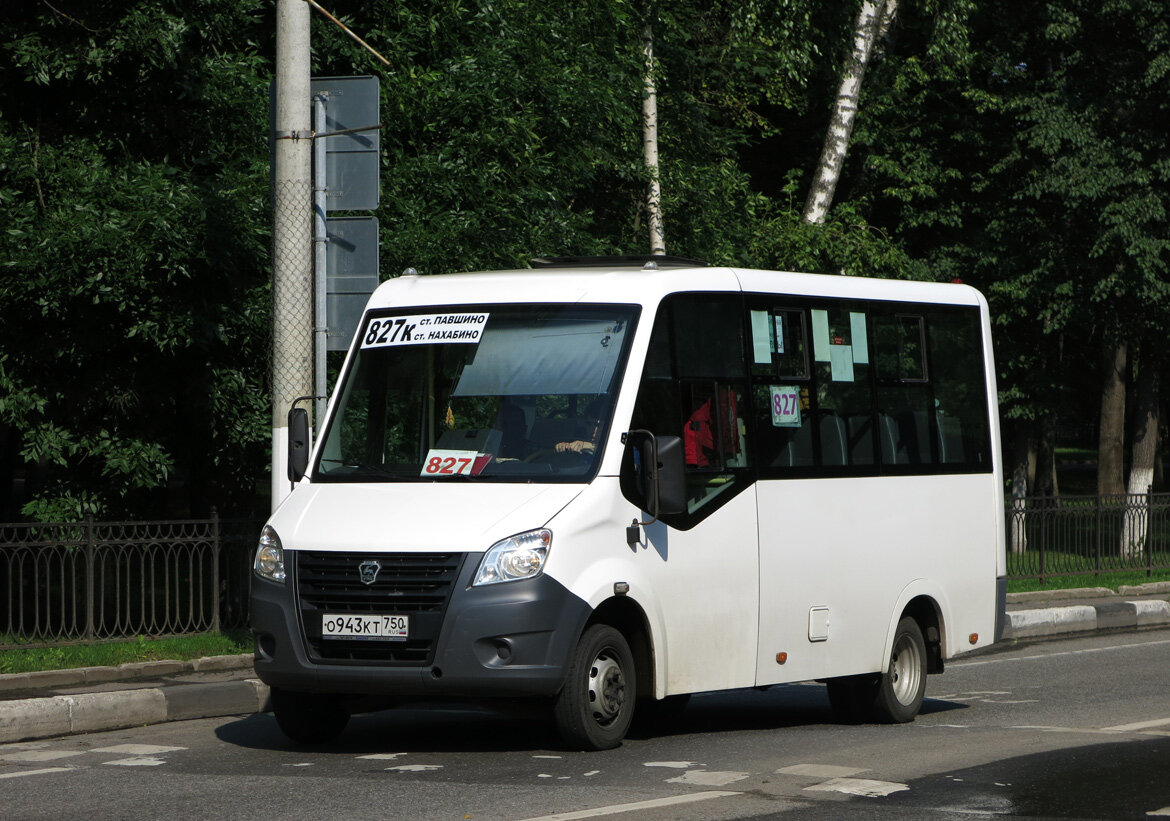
310,75 -> 380,211
326,216 -> 380,351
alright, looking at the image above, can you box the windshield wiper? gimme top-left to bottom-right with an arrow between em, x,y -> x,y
318,459 -> 400,478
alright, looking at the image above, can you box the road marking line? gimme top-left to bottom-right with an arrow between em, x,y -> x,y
91,744 -> 186,755
517,791 -> 740,820
1102,718 -> 1170,732
384,764 -> 443,772
1148,807 -> 1170,817
952,638 -> 1170,668
804,777 -> 909,797
103,757 -> 166,766
776,764 -> 868,778
643,760 -> 701,768
666,770 -> 750,787
0,742 -> 50,752
0,750 -> 85,763
1010,725 -> 1114,735
0,767 -> 72,779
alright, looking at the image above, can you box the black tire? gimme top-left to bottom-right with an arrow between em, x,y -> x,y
825,674 -> 879,723
633,693 -> 691,733
271,688 -> 350,744
554,624 -> 636,751
871,616 -> 927,723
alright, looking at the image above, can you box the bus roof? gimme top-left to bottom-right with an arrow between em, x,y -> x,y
365,262 -> 986,312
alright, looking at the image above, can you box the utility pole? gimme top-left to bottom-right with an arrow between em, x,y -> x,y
271,0 -> 313,511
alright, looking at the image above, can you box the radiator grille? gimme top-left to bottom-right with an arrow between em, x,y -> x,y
295,551 -> 464,664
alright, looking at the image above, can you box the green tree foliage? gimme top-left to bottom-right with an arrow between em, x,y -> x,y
852,0 -> 1170,447
9,0 -> 1162,518
0,1 -> 273,520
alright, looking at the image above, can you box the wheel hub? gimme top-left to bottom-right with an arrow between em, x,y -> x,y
588,651 -> 626,724
890,634 -> 923,705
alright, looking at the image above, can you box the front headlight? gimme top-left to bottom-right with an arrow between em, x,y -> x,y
473,529 -> 552,586
254,525 -> 286,583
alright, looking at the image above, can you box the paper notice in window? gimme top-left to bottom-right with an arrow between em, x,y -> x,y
750,310 -> 771,364
361,313 -> 489,349
770,385 -> 802,427
830,345 -> 855,382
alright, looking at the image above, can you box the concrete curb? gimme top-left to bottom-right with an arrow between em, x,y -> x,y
1002,599 -> 1170,640
0,678 -> 271,744
0,653 -> 253,694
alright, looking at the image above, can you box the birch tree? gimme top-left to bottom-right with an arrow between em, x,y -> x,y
802,0 -> 897,226
642,24 -> 666,255
1122,345 -> 1159,556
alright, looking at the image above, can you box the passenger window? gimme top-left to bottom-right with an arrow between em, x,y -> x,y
926,308 -> 991,466
811,307 -> 874,466
749,308 -> 807,379
629,294 -> 751,525
874,315 -> 927,383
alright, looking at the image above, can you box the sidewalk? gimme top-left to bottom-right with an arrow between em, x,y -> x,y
3,583 -> 1170,745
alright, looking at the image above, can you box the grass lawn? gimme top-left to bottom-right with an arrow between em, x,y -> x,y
1007,568 -> 1170,594
0,630 -> 252,675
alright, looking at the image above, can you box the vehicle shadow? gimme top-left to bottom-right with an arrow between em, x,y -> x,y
216,682 -> 968,754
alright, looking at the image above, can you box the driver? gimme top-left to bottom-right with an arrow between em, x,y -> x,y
556,400 -> 604,454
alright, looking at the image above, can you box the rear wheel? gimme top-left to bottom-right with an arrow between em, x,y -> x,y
554,624 -> 636,750
825,674 -> 879,723
271,688 -> 349,744
872,616 -> 927,723
826,616 -> 927,724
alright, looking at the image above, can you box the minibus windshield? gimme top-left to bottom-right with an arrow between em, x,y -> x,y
316,304 -> 639,482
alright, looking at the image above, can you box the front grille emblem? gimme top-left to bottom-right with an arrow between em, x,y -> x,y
358,560 -> 381,585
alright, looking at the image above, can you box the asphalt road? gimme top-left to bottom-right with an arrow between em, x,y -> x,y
2,628 -> 1169,820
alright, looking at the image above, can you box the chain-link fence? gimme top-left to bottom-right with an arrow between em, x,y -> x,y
271,177 -> 315,426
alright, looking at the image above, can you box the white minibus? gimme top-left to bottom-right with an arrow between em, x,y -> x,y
251,256 -> 1006,750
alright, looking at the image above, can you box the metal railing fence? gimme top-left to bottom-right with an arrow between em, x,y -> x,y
1,513 -> 260,648
1006,490 -> 1170,583
4,492 -> 1170,646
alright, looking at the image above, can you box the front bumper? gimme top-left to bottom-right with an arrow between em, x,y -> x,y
251,553 -> 591,700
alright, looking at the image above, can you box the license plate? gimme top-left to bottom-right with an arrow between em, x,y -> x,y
321,613 -> 408,641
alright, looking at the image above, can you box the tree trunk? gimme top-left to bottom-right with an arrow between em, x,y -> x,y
802,0 -> 892,226
1122,346 -> 1159,557
642,24 -> 665,255
1009,421 -> 1031,555
1097,339 -> 1127,496
1034,413 -> 1059,499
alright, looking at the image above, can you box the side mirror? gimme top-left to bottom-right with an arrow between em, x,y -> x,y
287,406 -> 310,483
621,430 -> 686,539
653,435 -> 686,515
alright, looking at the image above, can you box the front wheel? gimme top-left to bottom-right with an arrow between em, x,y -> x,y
271,688 -> 350,744
554,624 -> 636,751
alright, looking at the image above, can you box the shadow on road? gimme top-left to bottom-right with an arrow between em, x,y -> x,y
886,735 -> 1170,819
215,680 -> 970,754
